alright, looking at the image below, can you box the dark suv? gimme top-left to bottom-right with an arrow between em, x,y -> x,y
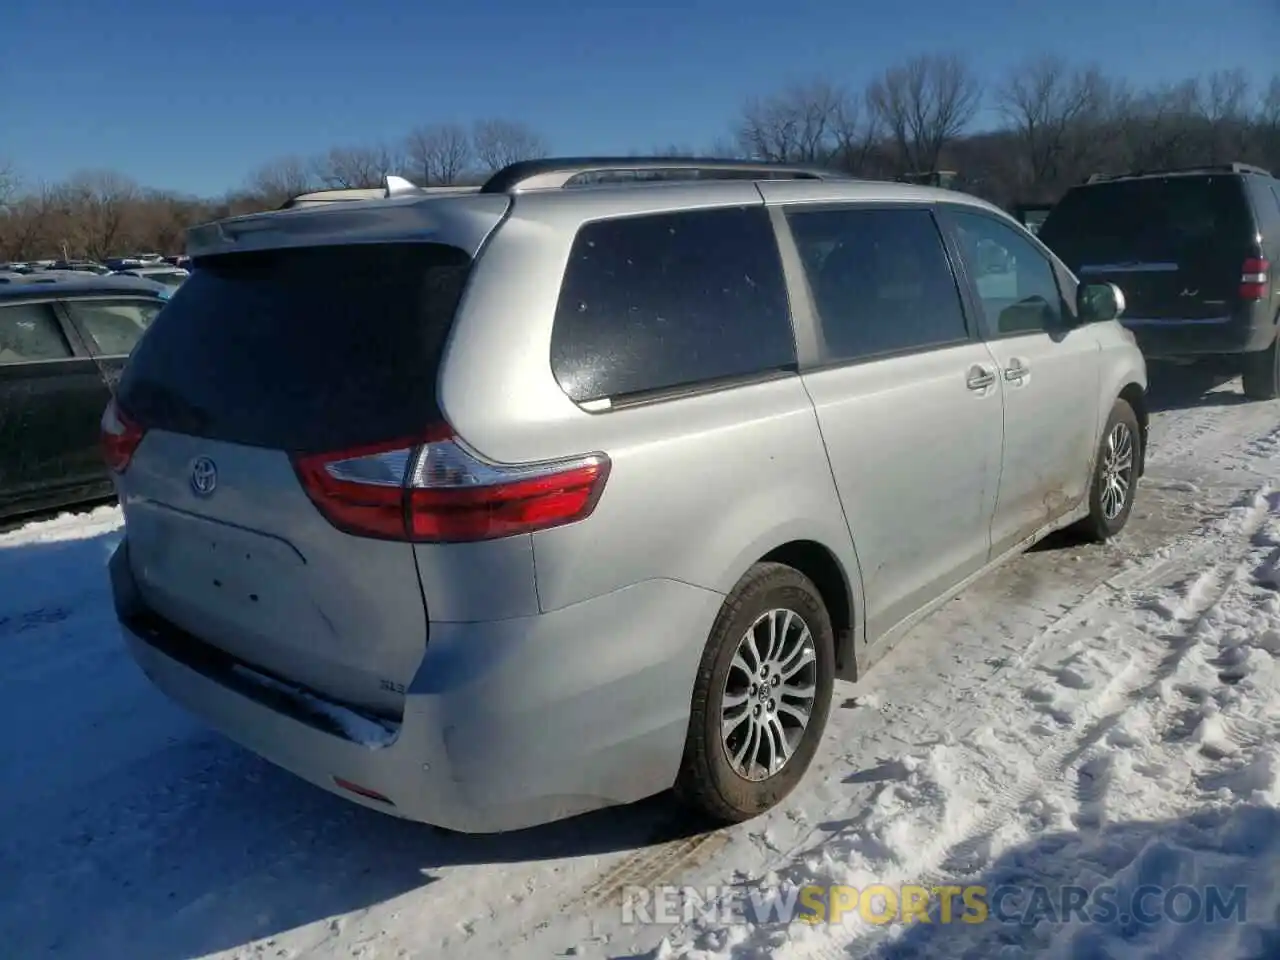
1038,163 -> 1280,399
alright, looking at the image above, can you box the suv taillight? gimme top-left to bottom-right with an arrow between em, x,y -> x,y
101,398 -> 145,473
291,425 -> 610,543
1241,258 -> 1270,301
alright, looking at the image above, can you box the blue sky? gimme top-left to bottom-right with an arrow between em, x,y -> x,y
1,0 -> 1273,198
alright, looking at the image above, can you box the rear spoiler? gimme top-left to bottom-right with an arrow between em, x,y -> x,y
278,176 -> 481,209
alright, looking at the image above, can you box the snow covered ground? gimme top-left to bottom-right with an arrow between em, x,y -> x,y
2,376 -> 1279,960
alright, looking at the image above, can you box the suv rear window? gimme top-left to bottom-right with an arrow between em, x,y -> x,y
551,206 -> 794,404
1038,176 -> 1253,267
117,243 -> 471,453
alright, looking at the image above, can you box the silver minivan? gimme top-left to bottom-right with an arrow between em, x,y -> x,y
105,159 -> 1147,833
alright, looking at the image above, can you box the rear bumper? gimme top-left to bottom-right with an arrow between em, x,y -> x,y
1123,304 -> 1276,359
111,539 -> 721,833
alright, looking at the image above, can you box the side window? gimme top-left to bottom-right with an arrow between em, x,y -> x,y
950,210 -> 1066,336
0,302 -> 73,364
785,206 -> 969,364
64,298 -> 163,356
551,206 -> 794,403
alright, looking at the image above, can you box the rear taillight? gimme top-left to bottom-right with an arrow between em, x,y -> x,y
1240,257 -> 1270,301
291,425 -> 610,543
101,398 -> 145,473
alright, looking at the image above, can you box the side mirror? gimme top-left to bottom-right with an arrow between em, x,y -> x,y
1077,282 -> 1126,323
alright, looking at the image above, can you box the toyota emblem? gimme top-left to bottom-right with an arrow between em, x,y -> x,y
190,457 -> 218,497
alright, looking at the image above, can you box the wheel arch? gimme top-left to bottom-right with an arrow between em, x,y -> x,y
1118,381 -> 1149,476
752,538 -> 861,682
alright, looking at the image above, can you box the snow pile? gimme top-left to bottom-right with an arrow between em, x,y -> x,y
654,488 -> 1280,960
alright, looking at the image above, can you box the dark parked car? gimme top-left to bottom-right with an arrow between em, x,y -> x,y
1037,162 -> 1280,399
0,276 -> 166,521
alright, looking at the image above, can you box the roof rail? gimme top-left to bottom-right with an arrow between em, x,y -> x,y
1085,162 -> 1273,185
478,156 -> 844,194
278,175 -> 480,209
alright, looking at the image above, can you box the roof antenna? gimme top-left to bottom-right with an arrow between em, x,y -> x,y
384,174 -> 419,198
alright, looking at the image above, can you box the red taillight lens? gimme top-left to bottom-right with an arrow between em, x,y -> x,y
101,398 -> 145,473
291,425 -> 610,543
1240,258 -> 1270,301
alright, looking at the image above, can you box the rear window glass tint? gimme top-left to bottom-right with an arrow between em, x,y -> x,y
551,206 -> 794,403
1038,176 -> 1252,266
118,243 -> 470,453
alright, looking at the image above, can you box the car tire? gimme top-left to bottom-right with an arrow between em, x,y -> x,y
1241,334 -> 1280,401
674,562 -> 835,824
1075,398 -> 1141,543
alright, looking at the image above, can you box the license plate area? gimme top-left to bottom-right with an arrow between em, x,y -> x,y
126,500 -> 305,611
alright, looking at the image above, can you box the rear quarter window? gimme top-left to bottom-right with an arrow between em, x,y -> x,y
550,206 -> 794,404
64,298 -> 163,356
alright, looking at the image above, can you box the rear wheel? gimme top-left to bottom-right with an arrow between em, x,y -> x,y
1075,398 -> 1140,542
1241,335 -> 1280,401
674,562 -> 835,824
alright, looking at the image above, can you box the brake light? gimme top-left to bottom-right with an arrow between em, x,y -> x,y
101,398 -> 145,473
1240,257 -> 1270,300
291,425 -> 610,543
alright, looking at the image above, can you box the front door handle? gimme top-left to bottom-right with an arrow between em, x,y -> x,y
966,366 -> 996,390
1003,358 -> 1029,382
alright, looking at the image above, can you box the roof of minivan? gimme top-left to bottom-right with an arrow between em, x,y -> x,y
0,274 -> 168,301
185,177 -> 1008,260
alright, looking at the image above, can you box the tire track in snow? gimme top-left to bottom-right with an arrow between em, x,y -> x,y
775,489 -> 1276,960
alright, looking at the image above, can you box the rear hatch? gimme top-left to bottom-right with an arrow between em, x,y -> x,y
113,242 -> 473,718
1038,175 -> 1255,321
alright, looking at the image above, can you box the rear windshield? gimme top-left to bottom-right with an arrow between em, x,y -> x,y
1038,176 -> 1253,267
118,243 -> 471,453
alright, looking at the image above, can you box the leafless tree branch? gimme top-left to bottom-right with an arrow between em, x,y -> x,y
405,123 -> 473,184
868,53 -> 983,174
471,119 -> 548,172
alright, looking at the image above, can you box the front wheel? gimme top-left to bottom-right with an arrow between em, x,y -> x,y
1241,336 -> 1279,401
674,562 -> 835,824
1074,398 -> 1141,542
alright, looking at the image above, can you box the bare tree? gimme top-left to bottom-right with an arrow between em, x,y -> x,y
1199,69 -> 1251,124
737,80 -> 845,163
1195,69 -> 1253,163
1260,75 -> 1280,170
311,144 -> 402,189
867,53 -> 983,174
246,155 -> 314,207
1260,74 -> 1280,130
735,80 -> 880,174
404,123 -> 473,184
471,119 -> 548,172
0,183 -> 64,259
997,55 -> 1108,194
138,189 -> 209,254
0,159 -> 16,212
64,171 -> 138,260
1116,79 -> 1203,171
